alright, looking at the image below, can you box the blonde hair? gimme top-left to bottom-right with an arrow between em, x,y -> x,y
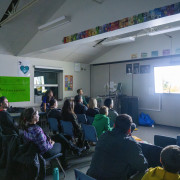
88,98 -> 97,109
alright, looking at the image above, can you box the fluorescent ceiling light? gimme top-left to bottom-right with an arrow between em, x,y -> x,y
102,37 -> 135,46
38,16 -> 71,31
148,26 -> 180,36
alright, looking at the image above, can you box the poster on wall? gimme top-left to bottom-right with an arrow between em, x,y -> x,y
133,63 -> 139,74
162,49 -> 171,56
126,64 -> 132,74
18,60 -> 30,77
65,75 -> 73,91
140,65 -> 150,74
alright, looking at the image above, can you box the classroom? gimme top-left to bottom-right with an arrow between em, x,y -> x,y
0,0 -> 180,180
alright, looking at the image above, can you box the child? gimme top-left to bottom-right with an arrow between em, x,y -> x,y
92,106 -> 112,138
142,145 -> 180,180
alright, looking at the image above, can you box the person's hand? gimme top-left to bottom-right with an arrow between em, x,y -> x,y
50,139 -> 55,145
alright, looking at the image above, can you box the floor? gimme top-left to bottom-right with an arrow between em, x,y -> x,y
46,124 -> 180,180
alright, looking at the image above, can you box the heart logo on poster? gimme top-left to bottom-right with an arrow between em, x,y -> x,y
20,66 -> 29,74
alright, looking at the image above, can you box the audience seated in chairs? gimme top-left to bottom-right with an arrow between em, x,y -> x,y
61,99 -> 85,148
74,95 -> 88,114
86,98 -> 99,117
92,106 -> 112,138
0,96 -> 19,135
87,114 -> 148,180
142,145 -> 180,180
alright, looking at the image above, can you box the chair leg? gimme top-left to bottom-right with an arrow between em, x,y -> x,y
56,158 -> 66,179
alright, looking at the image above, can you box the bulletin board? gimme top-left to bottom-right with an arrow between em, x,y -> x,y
65,75 -> 73,91
0,76 -> 30,102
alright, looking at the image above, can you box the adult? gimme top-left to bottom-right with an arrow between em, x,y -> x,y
41,89 -> 54,112
61,99 -> 84,147
86,98 -> 99,117
74,95 -> 88,114
87,114 -> 148,180
92,106 -> 111,138
77,88 -> 88,106
0,96 -> 18,135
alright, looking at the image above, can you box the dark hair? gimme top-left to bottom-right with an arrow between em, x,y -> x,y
62,99 -> 74,117
74,95 -> 81,103
99,106 -> 108,115
115,114 -> 132,133
42,90 -> 53,103
49,99 -> 57,107
0,96 -> 7,104
20,108 -> 37,131
77,89 -> 82,94
161,145 -> 180,173
104,98 -> 113,108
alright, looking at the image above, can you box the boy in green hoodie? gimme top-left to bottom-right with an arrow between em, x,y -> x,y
142,145 -> 180,180
92,106 -> 112,138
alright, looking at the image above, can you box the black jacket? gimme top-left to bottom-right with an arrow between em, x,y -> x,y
0,111 -> 19,135
87,128 -> 148,180
74,103 -> 88,114
86,108 -> 99,117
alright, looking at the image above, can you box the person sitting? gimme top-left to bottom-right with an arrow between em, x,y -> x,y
87,114 -> 148,180
92,106 -> 111,138
61,99 -> 84,148
74,95 -> 88,114
0,96 -> 19,135
86,98 -> 99,117
142,145 -> 180,180
40,89 -> 54,112
47,99 -> 62,132
77,88 -> 88,106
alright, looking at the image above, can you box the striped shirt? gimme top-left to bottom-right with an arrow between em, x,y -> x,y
24,124 -> 53,154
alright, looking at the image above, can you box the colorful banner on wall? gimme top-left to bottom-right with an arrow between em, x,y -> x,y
63,2 -> 180,44
0,76 -> 30,102
65,75 -> 73,91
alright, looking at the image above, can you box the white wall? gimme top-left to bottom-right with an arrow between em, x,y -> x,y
0,54 -> 90,107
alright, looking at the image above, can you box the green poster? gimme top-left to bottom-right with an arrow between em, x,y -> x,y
0,76 -> 30,102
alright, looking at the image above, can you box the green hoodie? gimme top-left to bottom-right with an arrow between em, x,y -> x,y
93,114 -> 112,138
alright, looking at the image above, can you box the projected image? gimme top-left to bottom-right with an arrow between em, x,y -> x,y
154,65 -> 180,94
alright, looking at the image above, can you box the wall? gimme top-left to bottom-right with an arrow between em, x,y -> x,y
91,31 -> 180,127
0,54 -> 90,107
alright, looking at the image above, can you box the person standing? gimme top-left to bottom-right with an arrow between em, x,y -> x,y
77,88 -> 88,106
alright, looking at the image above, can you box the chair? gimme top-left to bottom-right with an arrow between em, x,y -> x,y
140,142 -> 163,168
45,153 -> 66,179
177,135 -> 180,146
76,114 -> 87,124
74,169 -> 96,180
48,118 -> 59,133
60,120 -> 74,137
154,135 -> 177,148
81,124 -> 98,142
86,116 -> 94,125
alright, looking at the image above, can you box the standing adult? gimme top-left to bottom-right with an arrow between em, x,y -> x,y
0,96 -> 18,135
41,90 -> 54,112
87,114 -> 148,180
77,88 -> 88,106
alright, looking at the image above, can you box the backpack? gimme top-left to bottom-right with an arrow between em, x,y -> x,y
139,112 -> 155,126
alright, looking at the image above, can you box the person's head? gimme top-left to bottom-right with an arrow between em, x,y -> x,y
49,99 -> 58,108
74,95 -> 83,103
20,108 -> 39,130
104,98 -> 113,109
45,89 -> 53,97
115,114 -> 132,134
88,98 -> 97,109
62,99 -> 74,115
77,88 -> 83,95
160,145 -> 180,173
99,106 -> 108,116
0,96 -> 9,110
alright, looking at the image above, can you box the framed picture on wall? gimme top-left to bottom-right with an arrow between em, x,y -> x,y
133,63 -> 139,74
140,65 -> 150,74
65,75 -> 73,91
126,64 -> 132,74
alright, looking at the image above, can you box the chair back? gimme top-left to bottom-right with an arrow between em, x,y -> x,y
76,114 -> 87,124
74,169 -> 96,180
86,116 -> 94,125
177,135 -> 180,146
82,124 -> 98,142
140,142 -> 162,168
48,118 -> 59,132
154,135 -> 177,148
60,120 -> 74,137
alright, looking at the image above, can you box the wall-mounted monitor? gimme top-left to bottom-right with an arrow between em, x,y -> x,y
154,65 -> 180,94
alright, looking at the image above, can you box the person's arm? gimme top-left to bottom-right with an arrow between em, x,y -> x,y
82,96 -> 88,106
71,114 -> 81,132
104,117 -> 112,131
